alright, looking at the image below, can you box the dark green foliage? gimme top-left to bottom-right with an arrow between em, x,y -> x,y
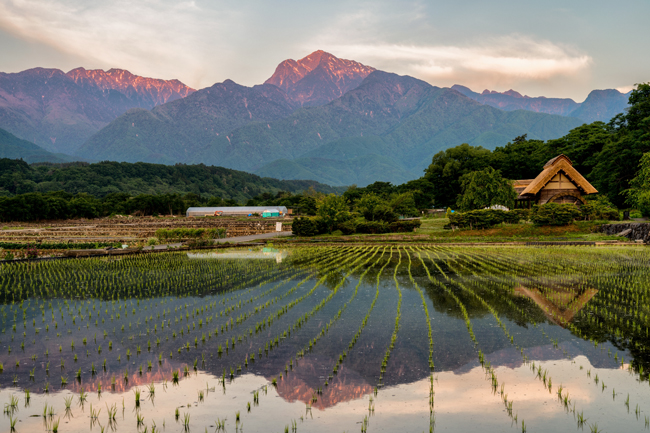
291,217 -> 322,237
424,144 -> 493,208
502,209 -> 530,224
456,167 -> 517,211
388,220 -> 421,232
580,198 -> 619,221
0,159 -> 339,200
627,152 -> 650,215
530,203 -> 582,226
448,209 -> 508,229
0,158 -> 341,221
448,209 -> 532,228
355,221 -> 390,234
316,194 -> 350,233
336,220 -> 358,235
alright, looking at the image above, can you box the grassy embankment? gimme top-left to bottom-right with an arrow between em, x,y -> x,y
286,217 -> 625,244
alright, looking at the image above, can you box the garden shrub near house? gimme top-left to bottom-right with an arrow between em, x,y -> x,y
530,203 -> 582,226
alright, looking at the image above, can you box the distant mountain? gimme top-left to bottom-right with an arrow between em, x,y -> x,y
0,127 -> 73,163
452,85 -> 630,123
568,89 -> 631,123
76,79 -> 298,164
67,68 -> 194,108
81,71 -> 584,186
0,67 -> 194,154
264,50 -> 375,107
451,85 -> 579,116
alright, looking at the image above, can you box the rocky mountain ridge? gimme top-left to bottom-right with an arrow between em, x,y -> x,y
452,84 -> 630,123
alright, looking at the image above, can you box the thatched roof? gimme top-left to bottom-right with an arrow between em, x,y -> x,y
518,154 -> 597,197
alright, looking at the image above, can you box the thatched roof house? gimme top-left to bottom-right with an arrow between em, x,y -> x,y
514,155 -> 597,208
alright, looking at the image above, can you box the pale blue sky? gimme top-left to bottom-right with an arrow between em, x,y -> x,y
0,0 -> 647,100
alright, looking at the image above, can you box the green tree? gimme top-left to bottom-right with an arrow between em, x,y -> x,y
355,193 -> 386,221
317,194 -> 350,233
424,143 -> 492,207
590,83 -> 650,207
389,191 -> 418,217
626,152 -> 650,215
456,167 -> 517,211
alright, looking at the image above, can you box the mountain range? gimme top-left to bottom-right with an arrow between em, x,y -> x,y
0,67 -> 194,154
0,51 -> 634,186
452,85 -> 630,123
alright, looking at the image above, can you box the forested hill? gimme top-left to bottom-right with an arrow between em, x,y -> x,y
0,128 -> 74,164
0,159 -> 342,202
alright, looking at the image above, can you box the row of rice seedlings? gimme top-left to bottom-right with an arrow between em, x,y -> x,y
439,246 -> 650,429
378,248 -> 402,387
416,248 -> 526,430
435,248 -> 586,421
225,247 -> 377,382
312,247 -> 389,390
406,247 -> 434,371
0,247 -> 348,390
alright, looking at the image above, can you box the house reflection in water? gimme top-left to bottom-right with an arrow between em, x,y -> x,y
513,283 -> 598,327
187,248 -> 288,263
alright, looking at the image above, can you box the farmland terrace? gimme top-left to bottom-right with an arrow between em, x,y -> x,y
0,216 -> 290,244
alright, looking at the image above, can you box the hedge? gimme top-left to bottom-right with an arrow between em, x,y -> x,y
530,203 -> 582,226
292,217 -> 421,236
155,228 -> 226,240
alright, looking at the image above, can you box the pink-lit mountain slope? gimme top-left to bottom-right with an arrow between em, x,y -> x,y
66,68 -> 194,107
0,67 -> 194,154
265,50 -> 375,107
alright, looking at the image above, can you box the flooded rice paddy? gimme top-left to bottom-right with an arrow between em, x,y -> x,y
0,245 -> 649,433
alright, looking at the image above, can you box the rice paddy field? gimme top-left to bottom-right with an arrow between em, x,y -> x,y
0,244 -> 649,433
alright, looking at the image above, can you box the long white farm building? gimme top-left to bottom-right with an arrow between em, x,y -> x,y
186,206 -> 288,217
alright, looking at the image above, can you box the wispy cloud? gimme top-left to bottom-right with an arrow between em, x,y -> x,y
323,36 -> 592,90
0,0 -> 241,87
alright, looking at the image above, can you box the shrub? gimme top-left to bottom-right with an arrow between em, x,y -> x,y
25,248 -> 38,259
3,251 -> 14,261
580,203 -> 619,221
336,220 -> 358,235
530,203 -> 582,226
448,209 -> 506,229
356,221 -> 389,234
292,217 -> 321,237
388,220 -> 422,232
503,209 -> 530,224
146,237 -> 159,246
186,238 -> 213,248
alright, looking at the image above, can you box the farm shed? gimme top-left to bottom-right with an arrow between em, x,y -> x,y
514,155 -> 597,208
186,206 -> 288,217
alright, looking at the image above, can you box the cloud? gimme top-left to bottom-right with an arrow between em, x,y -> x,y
0,0 -> 241,87
319,36 -> 592,91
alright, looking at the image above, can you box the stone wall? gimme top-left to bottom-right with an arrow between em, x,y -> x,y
601,223 -> 650,243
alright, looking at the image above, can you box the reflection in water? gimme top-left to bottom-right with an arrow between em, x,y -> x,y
1,245 -> 649,432
276,360 -> 373,410
187,247 -> 288,263
514,284 -> 598,326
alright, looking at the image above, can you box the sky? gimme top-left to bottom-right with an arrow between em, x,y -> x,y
0,0 -> 647,101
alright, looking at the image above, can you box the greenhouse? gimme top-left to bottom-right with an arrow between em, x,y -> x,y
186,206 -> 288,217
